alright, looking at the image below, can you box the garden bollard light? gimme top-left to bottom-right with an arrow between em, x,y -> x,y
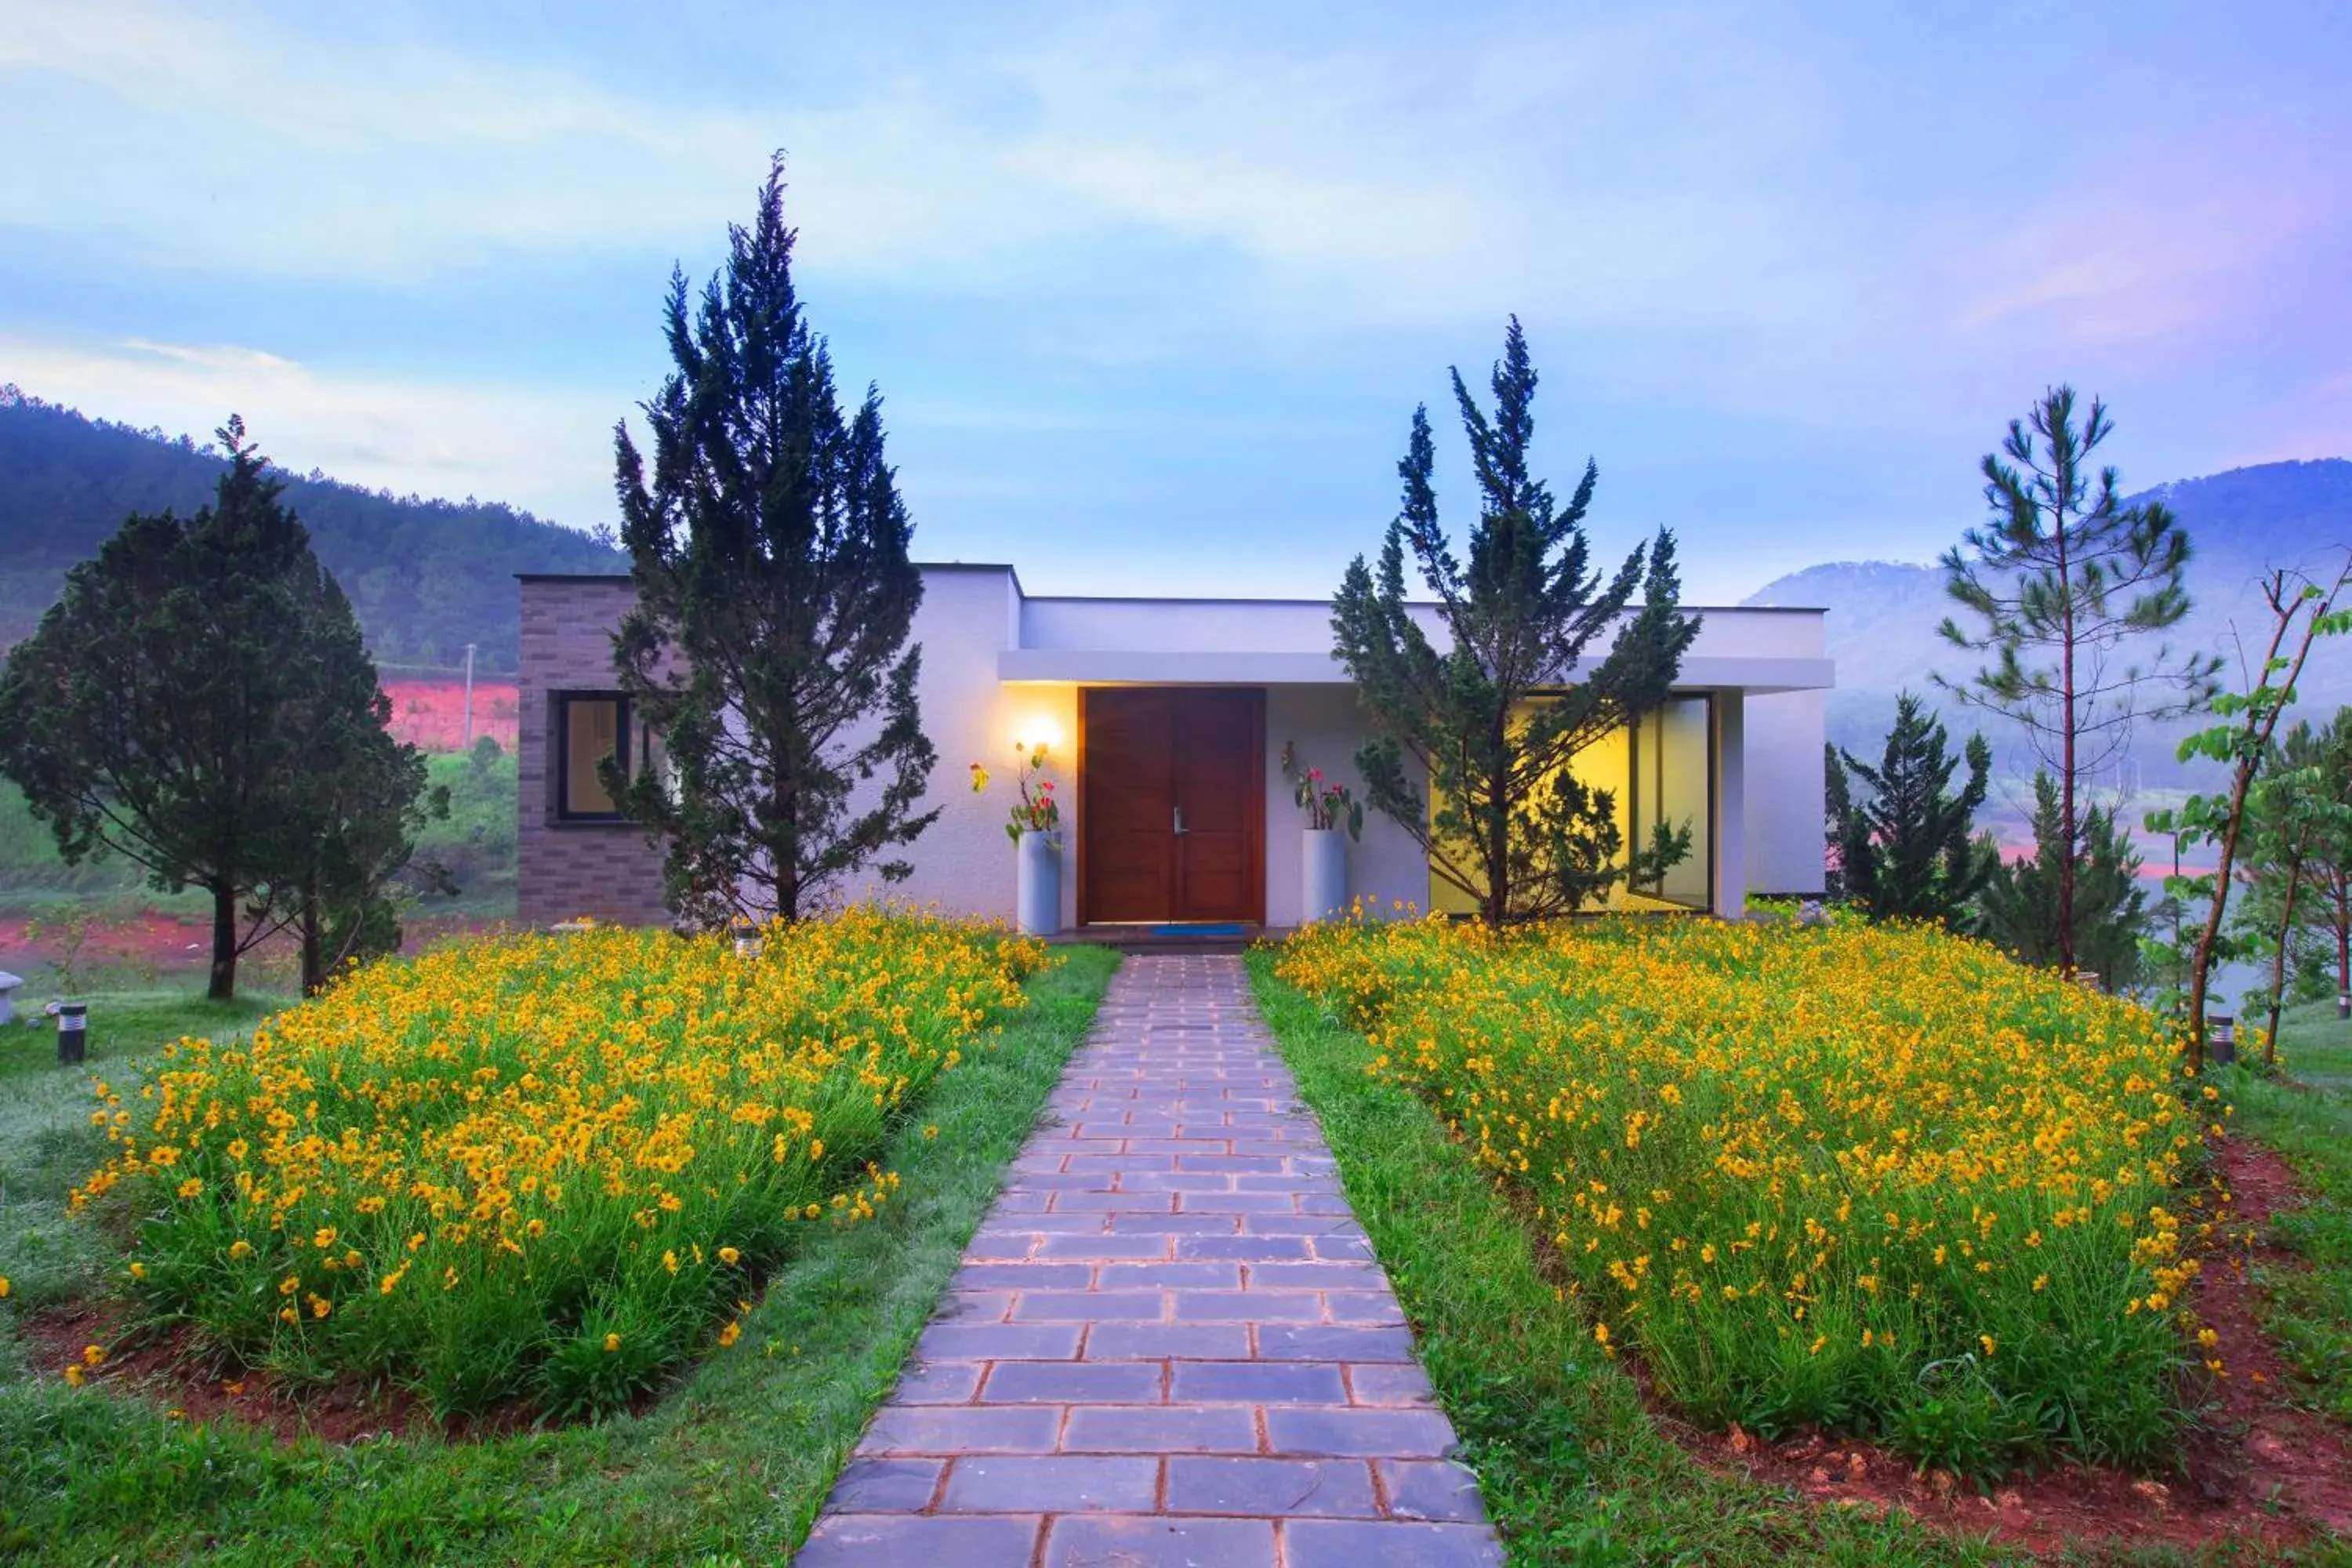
732,919 -> 762,960
2208,1013 -> 2235,1069
57,1002 -> 88,1066
0,970 -> 20,1027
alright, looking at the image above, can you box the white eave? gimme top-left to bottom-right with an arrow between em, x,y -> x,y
997,648 -> 1835,692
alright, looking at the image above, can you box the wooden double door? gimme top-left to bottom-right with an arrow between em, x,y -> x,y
1081,688 -> 1265,924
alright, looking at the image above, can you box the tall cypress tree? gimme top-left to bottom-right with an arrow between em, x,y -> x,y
1827,692 -> 1992,926
611,154 -> 938,926
0,418 -> 421,999
1331,318 -> 1700,924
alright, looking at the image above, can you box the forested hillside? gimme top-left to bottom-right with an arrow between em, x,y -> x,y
1745,459 -> 2352,792
0,387 -> 625,672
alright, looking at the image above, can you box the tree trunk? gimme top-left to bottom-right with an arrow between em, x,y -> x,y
208,881 -> 238,1002
1483,728 -> 1509,928
2187,798 -> 2249,1073
299,869 -> 325,997
2263,844 -> 2304,1067
2336,872 -> 2350,1022
2056,504 -> 2078,979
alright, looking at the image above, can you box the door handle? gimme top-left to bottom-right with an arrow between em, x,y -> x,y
1173,805 -> 1187,836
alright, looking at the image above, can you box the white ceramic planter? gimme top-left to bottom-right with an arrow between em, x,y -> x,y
1016,829 -> 1062,935
1301,827 -> 1348,924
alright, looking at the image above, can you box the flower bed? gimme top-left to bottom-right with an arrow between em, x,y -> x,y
74,910 -> 1044,1417
1276,916 -> 2215,1475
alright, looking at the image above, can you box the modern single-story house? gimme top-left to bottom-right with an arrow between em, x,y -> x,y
516,566 -> 1832,931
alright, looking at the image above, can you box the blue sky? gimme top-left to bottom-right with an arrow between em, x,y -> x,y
5,0 -> 2349,602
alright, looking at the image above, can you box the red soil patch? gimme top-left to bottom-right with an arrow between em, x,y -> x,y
20,1296 -> 580,1446
382,677 -> 517,754
0,907 -> 497,989
1673,1135 -> 2352,1555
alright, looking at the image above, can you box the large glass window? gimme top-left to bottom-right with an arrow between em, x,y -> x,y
1630,695 -> 1714,910
556,693 -> 629,819
1426,695 -> 1714,915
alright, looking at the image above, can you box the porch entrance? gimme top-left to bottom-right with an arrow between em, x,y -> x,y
1080,687 -> 1265,925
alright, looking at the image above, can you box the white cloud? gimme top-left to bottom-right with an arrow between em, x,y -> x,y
0,335 -> 625,527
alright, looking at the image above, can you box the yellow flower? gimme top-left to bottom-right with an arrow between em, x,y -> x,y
717,1247 -> 740,1266
63,1366 -> 83,1388
716,1320 -> 742,1348
127,1261 -> 146,1280
313,1227 -> 338,1250
1979,1334 -> 1997,1359
0,1276 -> 9,1299
81,1344 -> 106,1367
810,1140 -> 825,1162
603,1332 -> 621,1353
229,1240 -> 254,1260
662,1250 -> 680,1275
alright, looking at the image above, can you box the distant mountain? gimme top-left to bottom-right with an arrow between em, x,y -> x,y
1746,459 -> 2352,799
0,387 -> 625,673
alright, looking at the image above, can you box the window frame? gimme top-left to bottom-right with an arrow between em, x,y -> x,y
553,691 -> 633,822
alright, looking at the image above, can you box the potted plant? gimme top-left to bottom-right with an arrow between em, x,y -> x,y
1281,743 -> 1363,924
973,742 -> 1062,935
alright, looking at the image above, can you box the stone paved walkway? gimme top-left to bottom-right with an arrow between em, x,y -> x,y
793,954 -> 1504,1567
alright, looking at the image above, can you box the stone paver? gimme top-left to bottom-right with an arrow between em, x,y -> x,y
793,955 -> 1504,1566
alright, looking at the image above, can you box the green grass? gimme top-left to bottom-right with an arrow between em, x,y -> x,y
0,945 -> 1116,1565
1,991 -> 283,1316
2223,999 -> 2352,1424
1248,951 -> 2352,1568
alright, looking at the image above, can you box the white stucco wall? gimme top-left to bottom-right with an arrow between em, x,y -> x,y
572,564 -> 1831,926
1743,688 -> 1829,896
1262,686 -> 1431,924
840,567 -> 1082,926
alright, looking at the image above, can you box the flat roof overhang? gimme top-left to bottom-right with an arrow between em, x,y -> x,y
996,649 -> 1835,693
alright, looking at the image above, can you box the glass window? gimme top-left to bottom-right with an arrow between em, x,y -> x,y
1425,694 -> 1715,915
557,694 -> 629,818
1630,695 -> 1713,910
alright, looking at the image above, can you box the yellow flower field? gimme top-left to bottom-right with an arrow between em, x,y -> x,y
75,910 -> 1044,1417
1277,915 -> 2215,1474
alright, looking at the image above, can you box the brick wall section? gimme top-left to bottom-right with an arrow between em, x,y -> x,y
516,576 -> 671,929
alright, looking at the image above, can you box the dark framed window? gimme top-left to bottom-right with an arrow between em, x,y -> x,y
554,692 -> 630,820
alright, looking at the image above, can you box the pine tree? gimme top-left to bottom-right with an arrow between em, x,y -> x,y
1827,692 -> 1991,926
1331,318 -> 1700,925
1937,387 -> 2217,975
2230,723 -> 2340,1061
0,418 -> 424,999
2303,707 -> 2352,1022
610,155 -> 938,926
1975,770 -> 2149,991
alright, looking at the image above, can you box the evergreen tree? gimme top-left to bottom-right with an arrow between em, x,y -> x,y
1331,318 -> 1700,925
2230,720 -> 2350,1061
1975,770 -> 2149,991
0,418 -> 423,998
1937,387 -> 2217,975
610,155 -> 938,926
282,691 -> 448,996
1827,692 -> 1991,926
2303,707 -> 2352,1022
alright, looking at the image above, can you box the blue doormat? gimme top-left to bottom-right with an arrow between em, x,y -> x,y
1149,923 -> 1247,937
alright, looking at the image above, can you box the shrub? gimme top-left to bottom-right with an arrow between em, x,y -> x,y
1276,916 -> 2212,1475
74,910 -> 1043,1417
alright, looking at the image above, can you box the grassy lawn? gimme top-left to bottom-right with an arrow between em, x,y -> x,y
1247,949 -> 2024,1568
1,991 -> 284,1316
2223,1000 -> 2352,1424
0,942 -> 1116,1565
